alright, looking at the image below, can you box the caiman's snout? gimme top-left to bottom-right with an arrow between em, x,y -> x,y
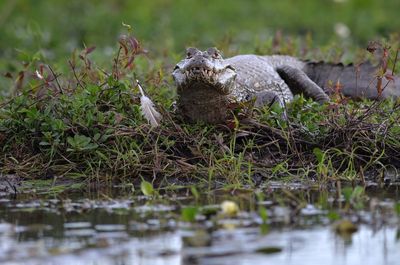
172,47 -> 237,95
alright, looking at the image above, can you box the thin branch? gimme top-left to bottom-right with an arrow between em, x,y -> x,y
391,48 -> 399,75
47,65 -> 63,94
68,60 -> 85,89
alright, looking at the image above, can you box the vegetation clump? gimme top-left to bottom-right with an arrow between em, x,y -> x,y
1,32 -> 400,190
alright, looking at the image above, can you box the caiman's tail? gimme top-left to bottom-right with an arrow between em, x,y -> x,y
304,61 -> 400,99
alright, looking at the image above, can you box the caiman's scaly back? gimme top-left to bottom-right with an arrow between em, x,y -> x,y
304,61 -> 400,99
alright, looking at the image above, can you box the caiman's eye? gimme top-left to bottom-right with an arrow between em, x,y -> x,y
186,47 -> 200,59
212,52 -> 220,59
207,47 -> 222,59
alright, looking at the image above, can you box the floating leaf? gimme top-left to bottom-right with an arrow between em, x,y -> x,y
181,206 -> 198,222
256,246 -> 282,254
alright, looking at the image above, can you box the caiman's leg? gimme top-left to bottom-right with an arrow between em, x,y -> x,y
253,91 -> 285,108
277,65 -> 330,104
252,91 -> 287,120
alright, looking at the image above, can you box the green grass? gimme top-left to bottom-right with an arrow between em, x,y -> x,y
1,0 -> 400,74
1,1 -> 400,190
1,0 -> 400,52
0,31 -> 399,190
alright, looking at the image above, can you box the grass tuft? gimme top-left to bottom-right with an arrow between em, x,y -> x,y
1,32 -> 400,190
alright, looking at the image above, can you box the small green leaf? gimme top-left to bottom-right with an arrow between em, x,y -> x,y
313,147 -> 324,163
259,206 -> 268,223
351,186 -> 364,200
67,136 -> 75,146
140,180 -> 154,196
342,187 -> 353,202
95,150 -> 108,160
83,143 -> 98,150
190,186 -> 199,200
181,206 -> 198,222
93,133 -> 101,141
327,211 -> 340,221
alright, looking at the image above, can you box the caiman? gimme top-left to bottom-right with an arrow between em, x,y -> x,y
172,47 -> 400,123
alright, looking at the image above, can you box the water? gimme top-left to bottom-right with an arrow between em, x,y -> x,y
0,186 -> 399,265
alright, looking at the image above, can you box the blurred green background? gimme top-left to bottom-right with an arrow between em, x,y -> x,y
0,0 -> 399,65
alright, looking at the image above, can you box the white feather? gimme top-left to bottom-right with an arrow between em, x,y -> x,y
140,95 -> 162,127
137,80 -> 162,127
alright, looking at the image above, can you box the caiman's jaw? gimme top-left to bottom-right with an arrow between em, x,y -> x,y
172,47 -> 237,95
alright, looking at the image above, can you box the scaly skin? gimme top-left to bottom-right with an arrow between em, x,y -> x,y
172,47 -> 400,123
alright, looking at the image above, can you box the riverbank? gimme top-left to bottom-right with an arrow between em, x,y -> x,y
1,35 -> 400,193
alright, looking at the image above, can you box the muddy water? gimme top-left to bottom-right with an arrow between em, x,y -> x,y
0,185 -> 399,265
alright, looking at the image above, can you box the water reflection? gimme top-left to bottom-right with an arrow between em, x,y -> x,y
0,188 -> 398,265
